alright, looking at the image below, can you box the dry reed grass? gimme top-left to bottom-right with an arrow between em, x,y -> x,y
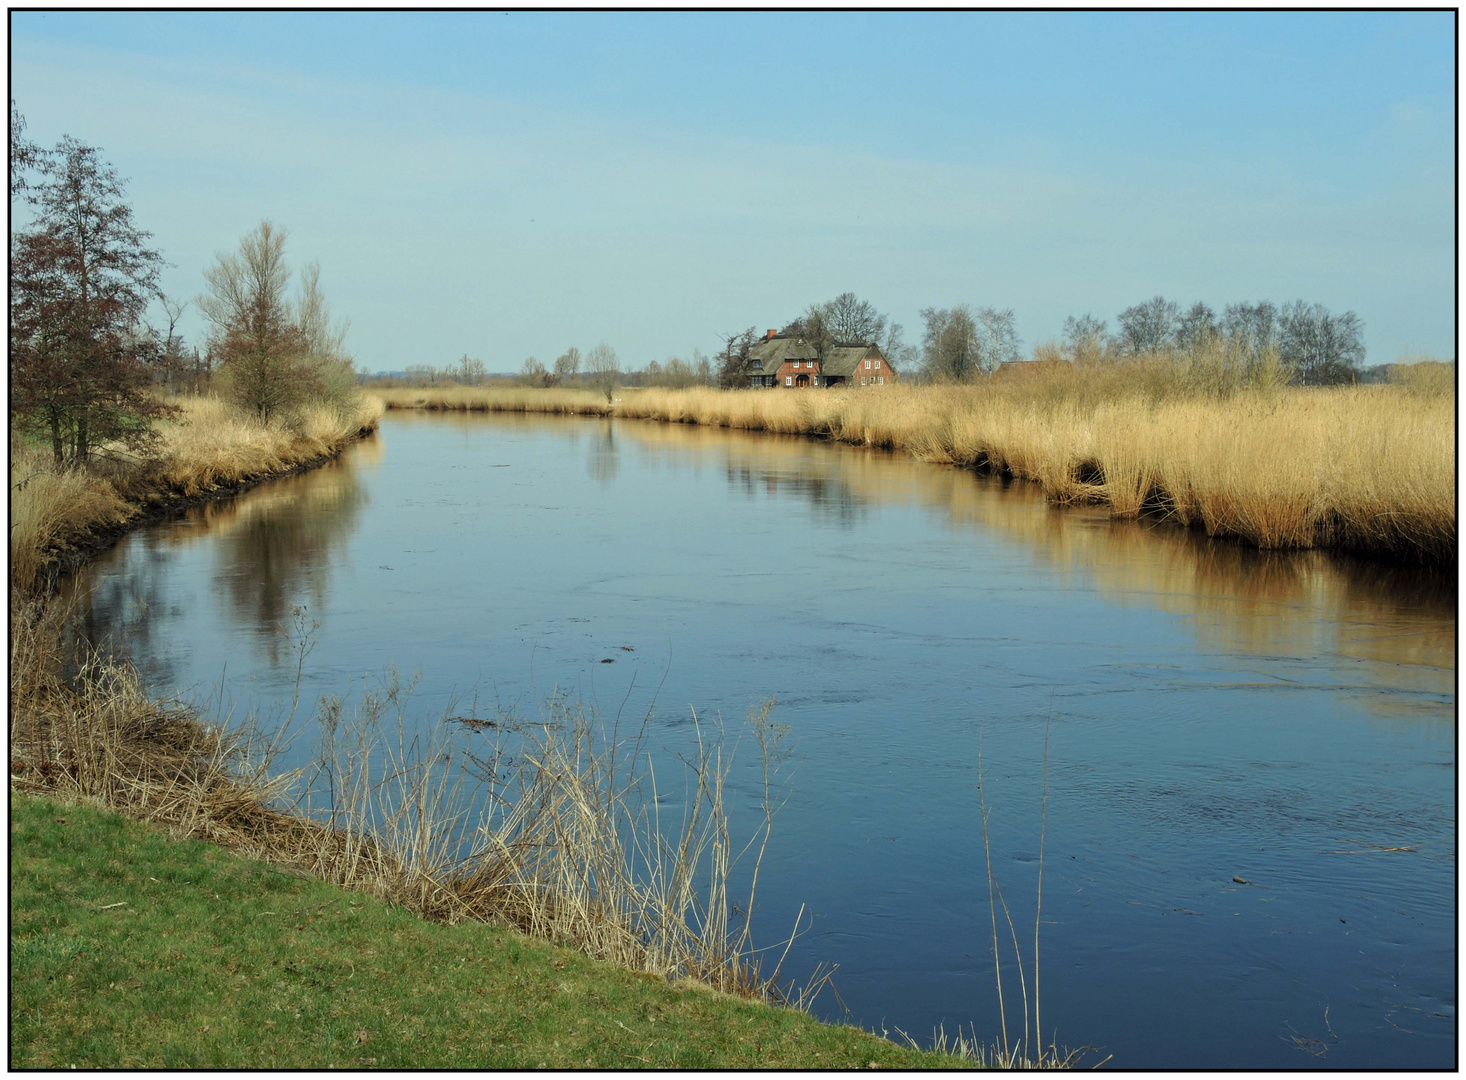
375,369 -> 1454,564
11,598 -> 809,1005
9,393 -> 383,592
296,675 -> 807,999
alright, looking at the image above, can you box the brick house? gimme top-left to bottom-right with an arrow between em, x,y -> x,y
744,329 -> 898,388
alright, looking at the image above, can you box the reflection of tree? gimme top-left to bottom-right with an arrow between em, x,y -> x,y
587,420 -> 618,485
213,458 -> 367,664
724,463 -> 866,528
62,536 -> 183,690
61,447 -> 371,689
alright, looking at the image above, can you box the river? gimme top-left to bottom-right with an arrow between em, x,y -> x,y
63,410 -> 1456,1068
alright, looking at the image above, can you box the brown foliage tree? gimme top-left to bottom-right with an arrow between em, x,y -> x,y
10,134 -> 176,466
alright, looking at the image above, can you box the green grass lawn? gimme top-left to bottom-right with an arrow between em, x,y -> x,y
10,794 -> 960,1069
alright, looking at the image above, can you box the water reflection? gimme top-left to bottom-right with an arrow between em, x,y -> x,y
613,419 -> 1454,715
210,460 -> 368,664
723,461 -> 868,528
64,445 -> 372,670
587,420 -> 619,486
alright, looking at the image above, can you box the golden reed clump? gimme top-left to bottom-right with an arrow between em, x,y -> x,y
374,367 -> 1453,565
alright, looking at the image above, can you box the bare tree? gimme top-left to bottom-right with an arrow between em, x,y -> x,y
788,303 -> 837,368
454,354 -> 487,385
825,292 -> 887,343
1061,314 -> 1109,361
553,346 -> 581,384
643,355 -> 702,389
1115,296 -> 1178,355
1221,301 -> 1278,364
156,294 -> 191,392
519,356 -> 555,388
295,262 -> 350,361
717,326 -> 759,389
919,305 -> 981,381
586,342 -> 619,403
976,307 -> 1022,372
10,99 -> 42,198
1278,300 -> 1365,385
1174,301 -> 1219,352
693,347 -> 712,386
881,322 -> 918,373
199,221 -> 308,421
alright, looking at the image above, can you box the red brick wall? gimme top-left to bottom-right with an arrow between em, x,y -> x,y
776,359 -> 819,386
853,355 -> 896,386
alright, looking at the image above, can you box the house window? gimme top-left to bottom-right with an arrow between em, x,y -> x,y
786,375 -> 792,386
874,359 -> 881,369
864,359 -> 871,369
878,375 -> 884,384
861,376 -> 867,386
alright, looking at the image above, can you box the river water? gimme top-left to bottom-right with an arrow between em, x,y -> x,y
63,411 -> 1456,1068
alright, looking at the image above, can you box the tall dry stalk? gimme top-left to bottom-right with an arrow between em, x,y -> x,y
1035,710 -> 1051,1067
976,735 -> 1010,1062
961,716 -> 1077,1070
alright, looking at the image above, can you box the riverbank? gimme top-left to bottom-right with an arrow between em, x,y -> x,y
10,395 -> 385,593
373,378 -> 1455,566
8,391 -> 975,1068
11,794 -> 951,1069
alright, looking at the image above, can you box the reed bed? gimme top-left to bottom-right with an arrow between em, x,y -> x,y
9,394 -> 383,592
376,369 -> 1454,565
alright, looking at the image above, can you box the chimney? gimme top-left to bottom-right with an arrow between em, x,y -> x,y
766,329 -> 777,340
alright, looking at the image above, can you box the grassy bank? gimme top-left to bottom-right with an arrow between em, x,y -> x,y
9,394 -> 384,592
373,372 -> 1455,566
11,794 -> 953,1069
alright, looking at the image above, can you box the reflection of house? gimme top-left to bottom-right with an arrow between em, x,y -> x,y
744,329 -> 897,388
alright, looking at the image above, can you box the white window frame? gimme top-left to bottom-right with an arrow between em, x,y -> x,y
786,375 -> 792,386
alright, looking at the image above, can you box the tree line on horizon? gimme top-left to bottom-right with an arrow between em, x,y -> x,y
1061,296 -> 1368,387
390,286 -> 1385,393
705,291 -> 1369,388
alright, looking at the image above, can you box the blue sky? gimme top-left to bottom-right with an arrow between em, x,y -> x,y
10,11 -> 1455,372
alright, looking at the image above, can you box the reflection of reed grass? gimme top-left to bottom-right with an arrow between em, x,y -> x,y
376,375 -> 1453,564
9,394 -> 383,592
